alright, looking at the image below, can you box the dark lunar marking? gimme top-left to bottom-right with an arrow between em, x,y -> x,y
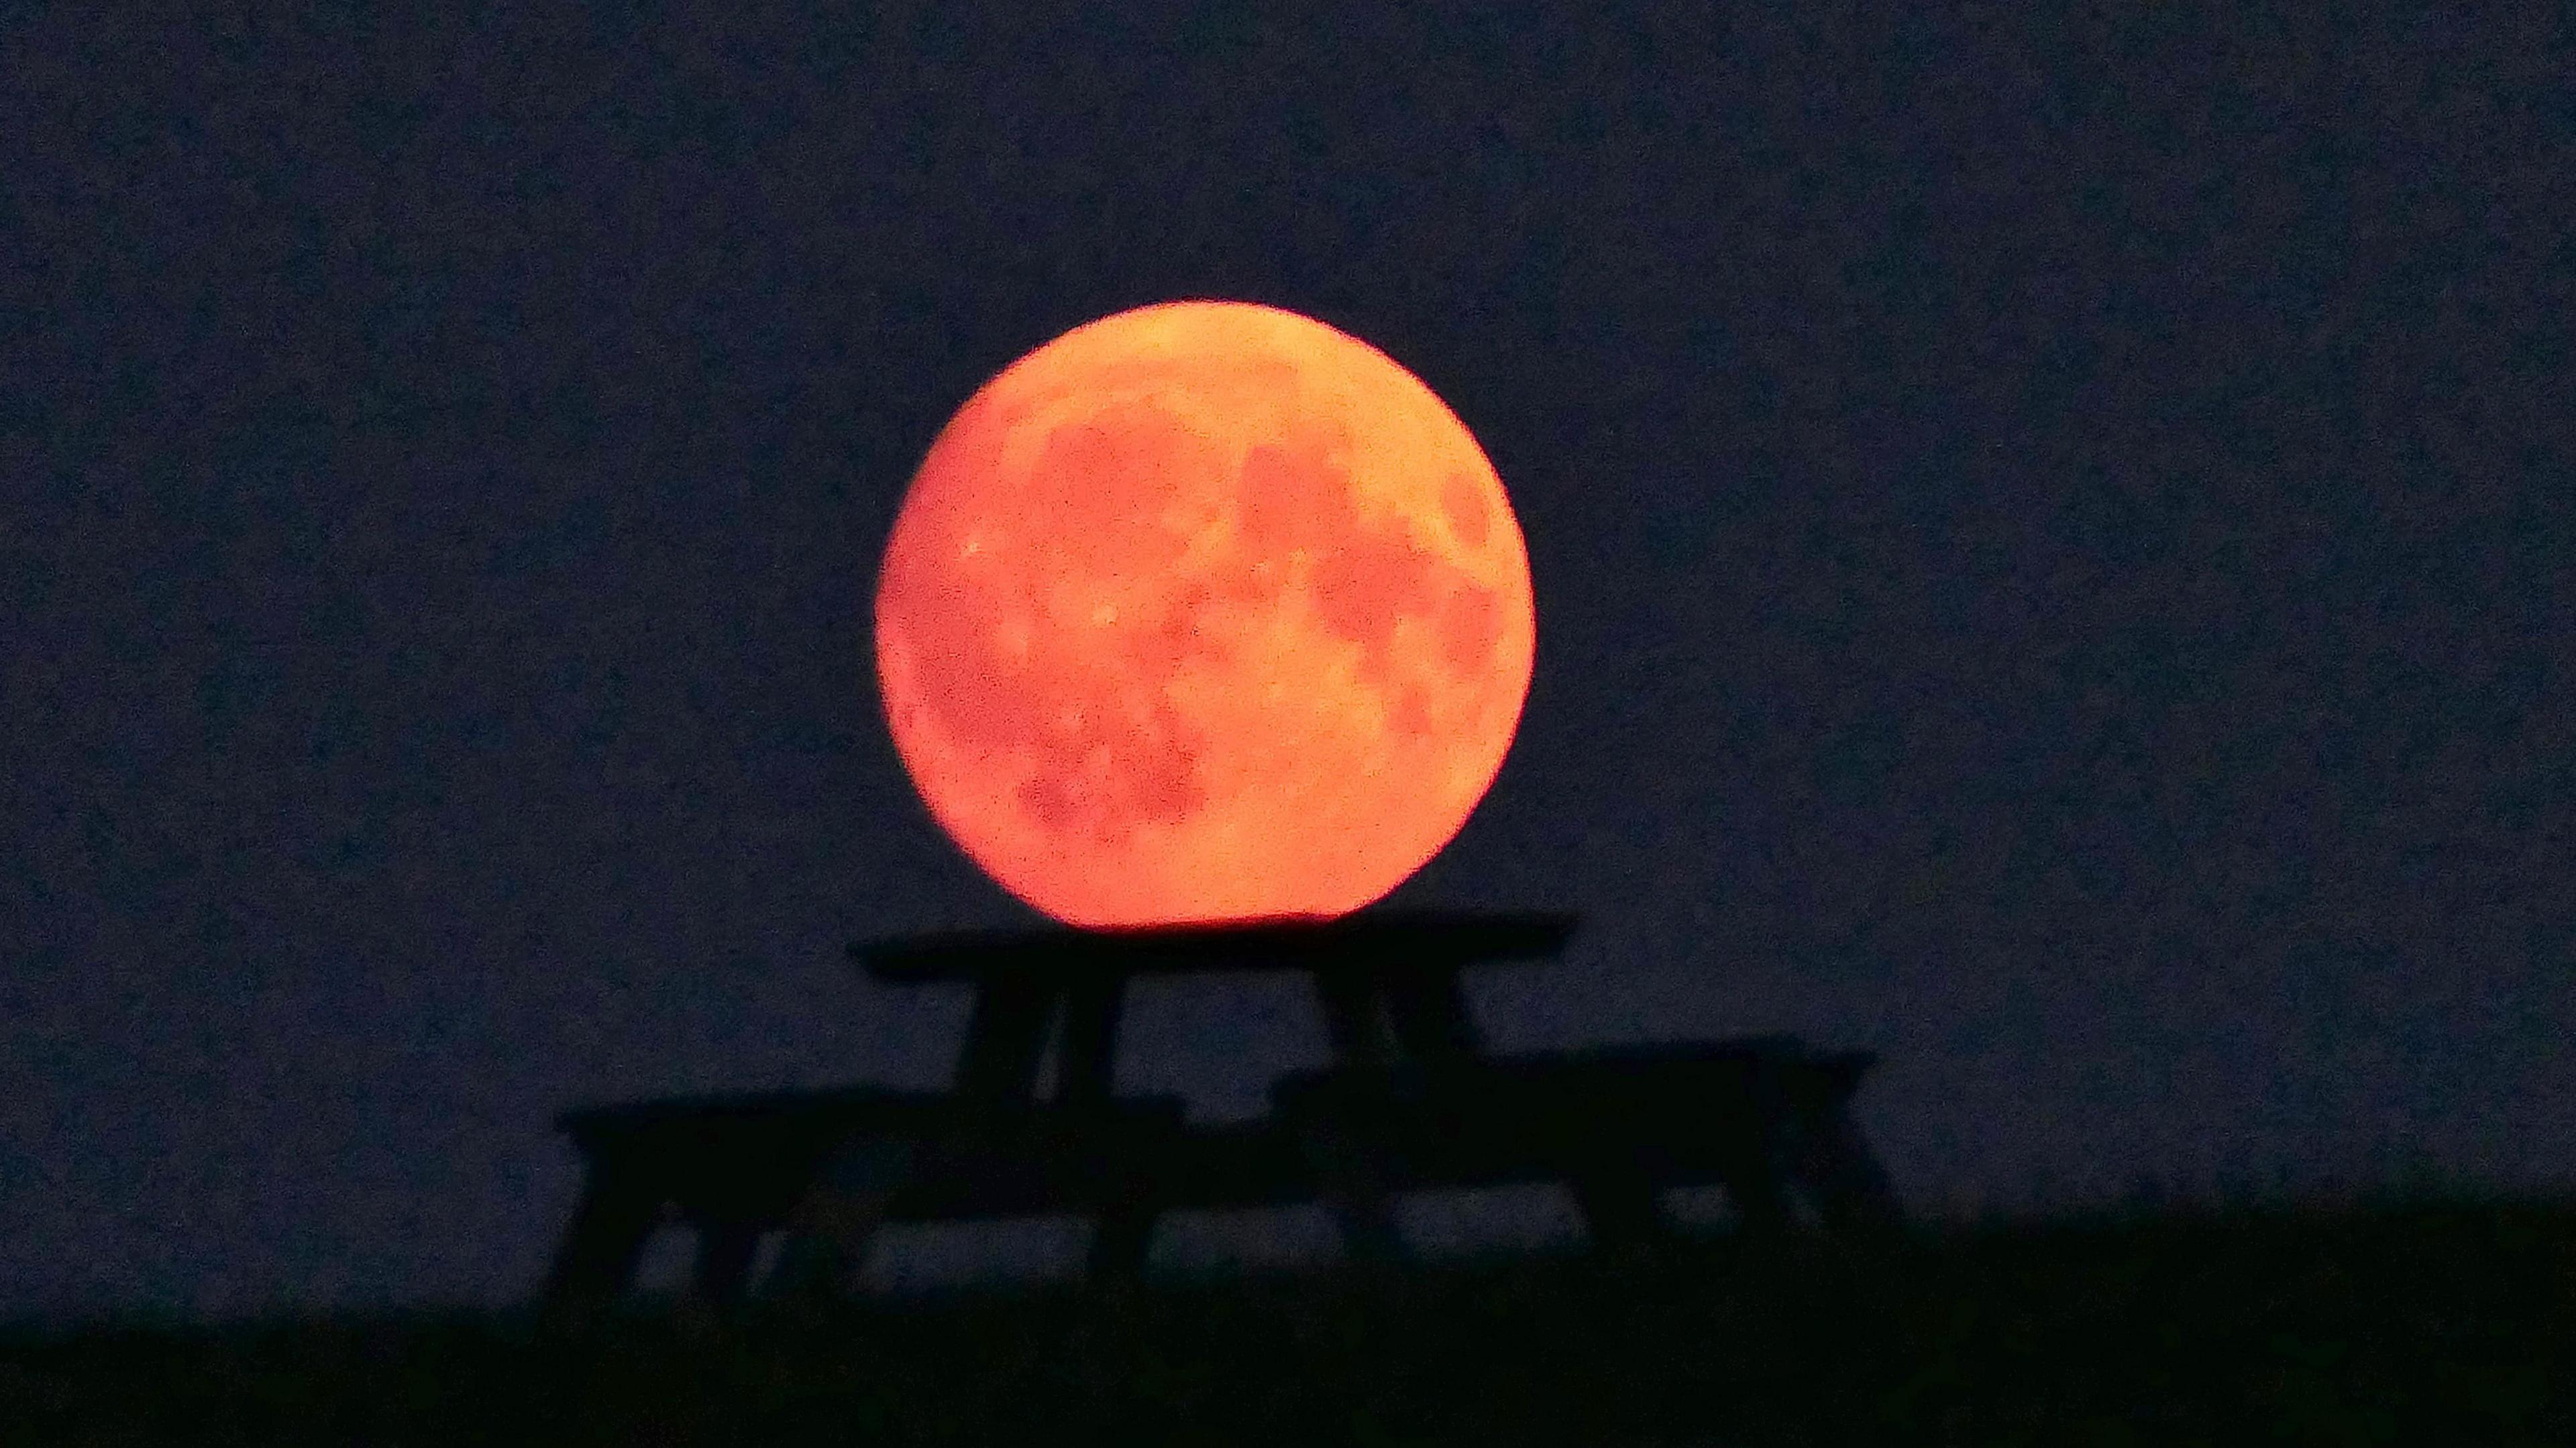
1029,402 -> 1213,578
1436,583 -> 1504,673
1440,469 -> 1490,549
1391,687 -> 1434,737
1132,582 -> 1225,679
1121,716 -> 1206,823
1237,434 -> 1352,561
1014,700 -> 1210,844
1017,772 -> 1086,832
905,399 -> 1233,767
1312,529 -> 1439,650
1238,423 -> 1447,691
906,602 -> 1053,754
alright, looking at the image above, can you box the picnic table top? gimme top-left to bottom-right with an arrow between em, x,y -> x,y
850,908 -> 1580,985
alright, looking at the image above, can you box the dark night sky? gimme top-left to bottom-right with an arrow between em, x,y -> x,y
5,4 -> 2571,1325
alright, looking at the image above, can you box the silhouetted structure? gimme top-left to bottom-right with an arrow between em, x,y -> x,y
540,911 -> 1898,1313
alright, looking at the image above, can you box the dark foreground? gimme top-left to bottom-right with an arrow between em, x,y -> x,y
5,1196 -> 2567,1445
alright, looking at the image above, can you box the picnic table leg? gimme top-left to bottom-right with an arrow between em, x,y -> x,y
1087,1200 -> 1159,1280
765,1190 -> 894,1304
1570,1168 -> 1670,1250
763,1137 -> 914,1304
955,975 -> 1061,1101
1055,974 -> 1125,1104
1289,1096 -> 1408,1266
541,1162 -> 662,1311
1719,1149 -> 1794,1232
1325,1182 -> 1406,1264
1311,968 -> 1398,1067
1786,1079 -> 1902,1231
1383,966 -> 1482,1063
1306,968 -> 1433,1260
690,1220 -> 763,1306
1807,1113 -> 1901,1229
1723,1061 -> 1800,1233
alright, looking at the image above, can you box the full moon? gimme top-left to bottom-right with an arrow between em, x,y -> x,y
873,300 -> 1535,929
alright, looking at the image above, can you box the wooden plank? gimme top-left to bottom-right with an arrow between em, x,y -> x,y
853,909 -> 1577,983
1262,1041 -> 1894,1235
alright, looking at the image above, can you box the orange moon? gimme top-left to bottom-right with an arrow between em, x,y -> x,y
872,300 -> 1535,929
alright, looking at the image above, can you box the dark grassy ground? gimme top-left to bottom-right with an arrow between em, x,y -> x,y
5,1194 -> 2568,1446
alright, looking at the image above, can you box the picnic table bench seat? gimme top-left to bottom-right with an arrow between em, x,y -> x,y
544,1086 -> 1193,1307
1265,1037 -> 1902,1247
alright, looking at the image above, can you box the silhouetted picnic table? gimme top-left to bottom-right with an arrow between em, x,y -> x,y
540,911 -> 1899,1313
